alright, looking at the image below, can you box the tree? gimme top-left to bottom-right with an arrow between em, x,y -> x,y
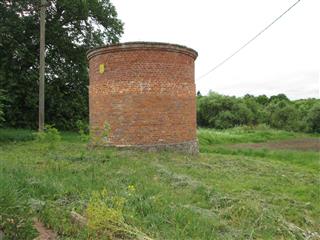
197,92 -> 239,129
268,101 -> 299,131
213,111 -> 236,129
269,93 -> 289,103
196,92 -> 320,133
242,97 -> 262,125
0,0 -> 123,130
232,102 -> 254,126
256,95 -> 269,106
306,103 -> 320,133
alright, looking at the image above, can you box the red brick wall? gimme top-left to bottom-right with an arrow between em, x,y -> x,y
87,42 -> 198,146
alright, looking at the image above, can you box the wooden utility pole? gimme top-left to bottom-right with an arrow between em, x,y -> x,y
39,0 -> 47,131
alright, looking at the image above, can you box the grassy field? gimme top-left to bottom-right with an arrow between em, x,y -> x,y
0,127 -> 319,239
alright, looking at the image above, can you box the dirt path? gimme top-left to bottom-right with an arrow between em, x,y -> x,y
34,220 -> 56,240
229,138 -> 320,151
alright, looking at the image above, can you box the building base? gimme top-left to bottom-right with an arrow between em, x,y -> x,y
113,140 -> 199,155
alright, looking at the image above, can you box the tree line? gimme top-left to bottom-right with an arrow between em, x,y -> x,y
197,92 -> 320,133
0,0 -> 123,130
0,1 -> 319,134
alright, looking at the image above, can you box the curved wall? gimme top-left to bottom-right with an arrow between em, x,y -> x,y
87,42 -> 198,153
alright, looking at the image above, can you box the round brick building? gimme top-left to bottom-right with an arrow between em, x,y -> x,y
87,42 -> 198,154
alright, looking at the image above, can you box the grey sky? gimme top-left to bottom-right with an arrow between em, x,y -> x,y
111,0 -> 319,99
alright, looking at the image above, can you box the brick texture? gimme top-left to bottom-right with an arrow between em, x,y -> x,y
87,42 -> 198,152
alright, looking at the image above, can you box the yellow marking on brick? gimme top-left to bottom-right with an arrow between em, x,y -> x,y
99,64 -> 105,74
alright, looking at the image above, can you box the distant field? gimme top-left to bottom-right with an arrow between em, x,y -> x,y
0,127 -> 319,239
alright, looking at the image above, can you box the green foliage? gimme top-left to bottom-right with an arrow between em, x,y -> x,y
102,122 -> 111,140
267,101 -> 300,131
76,120 -> 90,142
0,128 -> 35,142
0,128 -> 319,239
34,124 -> 61,142
197,92 -> 237,128
0,177 -> 37,239
197,125 -> 298,145
90,121 -> 111,146
255,94 -> 269,105
86,188 -> 128,237
197,92 -> 320,133
0,0 -> 123,130
306,103 -> 320,133
269,93 -> 290,103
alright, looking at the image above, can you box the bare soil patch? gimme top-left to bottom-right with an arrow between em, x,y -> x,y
34,220 -> 56,240
230,138 -> 320,151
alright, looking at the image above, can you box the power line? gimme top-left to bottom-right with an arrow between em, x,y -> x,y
197,0 -> 301,81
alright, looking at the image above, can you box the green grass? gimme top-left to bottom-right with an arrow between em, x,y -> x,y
0,127 -> 319,239
0,128 -> 35,142
197,125 -> 309,145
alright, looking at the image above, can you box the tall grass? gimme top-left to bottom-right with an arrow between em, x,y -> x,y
0,128 -> 35,143
0,127 -> 319,239
197,125 -> 302,145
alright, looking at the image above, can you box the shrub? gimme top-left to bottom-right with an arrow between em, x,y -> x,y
90,121 -> 111,146
268,101 -> 300,131
34,124 -> 61,142
197,92 -> 320,133
213,111 -> 236,129
232,102 -> 254,126
86,188 -> 125,232
306,103 -> 320,133
86,188 -> 151,239
76,120 -> 90,142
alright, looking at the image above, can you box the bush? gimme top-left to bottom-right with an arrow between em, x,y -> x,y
90,121 -> 111,146
86,188 -> 151,239
306,103 -> 320,133
197,92 -> 320,133
76,120 -> 90,142
86,188 -> 125,232
268,101 -> 300,131
34,124 -> 61,143
213,111 -> 236,129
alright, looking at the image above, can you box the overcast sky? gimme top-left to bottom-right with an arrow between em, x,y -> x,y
111,0 -> 319,99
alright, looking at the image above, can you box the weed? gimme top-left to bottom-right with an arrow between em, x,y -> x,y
34,124 -> 61,143
0,179 -> 37,239
90,121 -> 111,146
86,188 -> 125,231
0,128 -> 319,239
76,120 -> 90,142
86,188 -> 152,239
